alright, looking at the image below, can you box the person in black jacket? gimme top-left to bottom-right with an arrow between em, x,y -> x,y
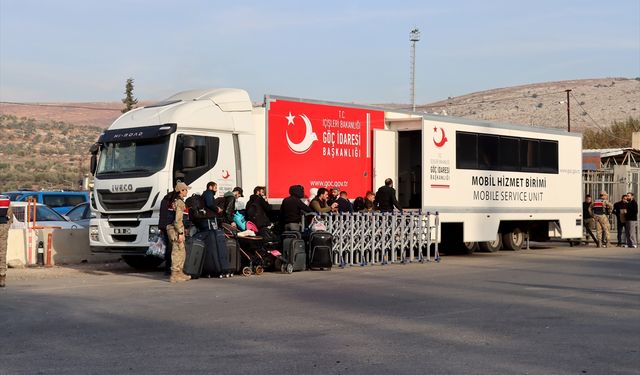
625,192 -> 638,248
280,185 -> 313,231
245,186 -> 272,230
374,178 -> 402,213
582,194 -> 598,245
612,194 -> 628,246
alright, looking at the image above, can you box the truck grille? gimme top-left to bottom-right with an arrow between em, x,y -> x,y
97,187 -> 152,211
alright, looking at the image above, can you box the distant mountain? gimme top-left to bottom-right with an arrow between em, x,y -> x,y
411,77 -> 639,131
1,77 -> 637,131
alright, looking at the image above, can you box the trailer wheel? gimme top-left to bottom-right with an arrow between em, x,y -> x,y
479,234 -> 502,253
502,229 -> 524,250
122,255 -> 164,270
462,242 -> 478,254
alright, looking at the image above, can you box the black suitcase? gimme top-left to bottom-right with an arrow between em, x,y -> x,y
283,237 -> 306,272
226,236 -> 242,273
197,230 -> 231,277
183,237 -> 206,278
308,231 -> 333,270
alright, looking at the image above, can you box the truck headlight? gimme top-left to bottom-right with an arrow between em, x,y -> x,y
149,225 -> 159,242
90,226 -> 99,242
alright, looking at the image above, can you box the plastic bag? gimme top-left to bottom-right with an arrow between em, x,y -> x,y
310,216 -> 327,232
146,236 -> 166,259
233,211 -> 247,231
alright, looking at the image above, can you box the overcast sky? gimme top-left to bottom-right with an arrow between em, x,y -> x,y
1,0 -> 638,104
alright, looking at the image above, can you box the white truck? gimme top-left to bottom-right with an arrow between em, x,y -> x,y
89,88 -> 583,268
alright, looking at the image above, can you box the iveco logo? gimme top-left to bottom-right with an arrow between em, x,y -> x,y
111,184 -> 134,193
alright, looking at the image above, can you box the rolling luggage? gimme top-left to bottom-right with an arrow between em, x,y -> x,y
198,230 -> 231,277
283,237 -> 306,272
226,236 -> 242,274
308,231 -> 333,270
183,236 -> 206,279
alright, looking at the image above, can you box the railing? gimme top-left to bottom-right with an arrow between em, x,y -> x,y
303,211 -> 440,266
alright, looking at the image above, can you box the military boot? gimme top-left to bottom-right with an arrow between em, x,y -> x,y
0,274 -> 6,288
169,272 -> 191,283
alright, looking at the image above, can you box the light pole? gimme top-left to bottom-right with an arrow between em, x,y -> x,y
410,28 -> 420,112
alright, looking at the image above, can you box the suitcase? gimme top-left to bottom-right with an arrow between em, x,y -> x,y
226,237 -> 242,273
308,231 -> 333,270
183,236 -> 206,279
281,230 -> 302,240
283,237 -> 306,272
197,230 -> 231,277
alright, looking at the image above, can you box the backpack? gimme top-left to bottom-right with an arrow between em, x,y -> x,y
186,193 -> 215,221
158,192 -> 177,229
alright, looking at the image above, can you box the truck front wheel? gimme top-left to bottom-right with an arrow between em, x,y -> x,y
479,233 -> 502,253
502,229 -> 525,250
122,255 -> 164,270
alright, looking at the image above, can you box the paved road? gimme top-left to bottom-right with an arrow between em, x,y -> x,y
1,245 -> 639,375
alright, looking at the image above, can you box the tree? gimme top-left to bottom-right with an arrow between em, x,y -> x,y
583,117 -> 640,149
121,78 -> 138,113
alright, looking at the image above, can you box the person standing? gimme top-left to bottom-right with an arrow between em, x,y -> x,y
245,186 -> 272,230
582,194 -> 598,245
310,188 -> 338,214
375,178 -> 402,213
625,192 -> 638,248
280,185 -> 313,232
589,191 -> 613,248
612,194 -> 628,246
167,182 -> 192,283
0,196 -> 13,288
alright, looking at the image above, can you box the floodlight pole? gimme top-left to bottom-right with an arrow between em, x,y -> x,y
410,28 -> 420,112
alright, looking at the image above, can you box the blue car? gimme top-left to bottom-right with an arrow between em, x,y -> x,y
16,191 -> 90,215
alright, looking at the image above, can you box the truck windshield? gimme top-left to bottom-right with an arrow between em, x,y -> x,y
96,136 -> 170,177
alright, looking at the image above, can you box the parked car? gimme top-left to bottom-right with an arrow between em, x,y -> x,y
63,202 -> 94,228
10,202 -> 81,229
16,191 -> 90,215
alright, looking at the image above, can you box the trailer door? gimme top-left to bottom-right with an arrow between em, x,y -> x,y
373,129 -> 397,191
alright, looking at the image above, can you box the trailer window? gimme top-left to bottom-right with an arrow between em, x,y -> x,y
478,135 -> 499,170
456,132 -> 477,169
521,139 -> 539,172
456,131 -> 558,174
499,136 -> 520,171
540,140 -> 558,173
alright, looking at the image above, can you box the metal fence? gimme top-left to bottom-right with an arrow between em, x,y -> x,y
304,211 -> 440,266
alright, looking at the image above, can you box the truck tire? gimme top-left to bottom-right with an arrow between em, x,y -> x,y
479,233 -> 502,253
122,255 -> 164,270
461,242 -> 478,255
502,229 -> 524,250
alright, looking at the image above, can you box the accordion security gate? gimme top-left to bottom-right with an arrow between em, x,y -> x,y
304,211 -> 440,266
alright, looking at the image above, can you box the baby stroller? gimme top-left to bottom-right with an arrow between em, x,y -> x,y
221,223 -> 292,274
221,223 -> 268,276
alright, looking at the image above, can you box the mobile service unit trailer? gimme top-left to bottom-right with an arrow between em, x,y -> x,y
89,88 -> 582,267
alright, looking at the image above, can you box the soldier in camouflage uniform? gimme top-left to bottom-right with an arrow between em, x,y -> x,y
167,182 -> 191,283
589,191 -> 614,248
1,196 -> 13,288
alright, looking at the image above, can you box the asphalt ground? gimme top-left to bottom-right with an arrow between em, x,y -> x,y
1,244 -> 639,375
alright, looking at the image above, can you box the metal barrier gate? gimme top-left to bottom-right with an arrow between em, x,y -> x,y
303,211 -> 440,266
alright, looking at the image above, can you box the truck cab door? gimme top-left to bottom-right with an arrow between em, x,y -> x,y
173,133 -> 237,192
373,129 -> 397,191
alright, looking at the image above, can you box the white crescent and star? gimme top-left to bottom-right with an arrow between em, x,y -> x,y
286,112 -> 318,154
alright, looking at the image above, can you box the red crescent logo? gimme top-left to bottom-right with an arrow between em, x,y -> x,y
221,170 -> 231,179
433,127 -> 448,148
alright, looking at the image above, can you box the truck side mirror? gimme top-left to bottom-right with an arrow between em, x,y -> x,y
90,154 -> 97,175
181,135 -> 196,169
182,148 -> 196,169
89,143 -> 99,175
